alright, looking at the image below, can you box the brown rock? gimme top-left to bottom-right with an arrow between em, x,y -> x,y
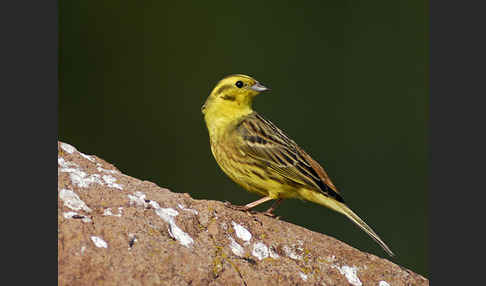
58,141 -> 429,286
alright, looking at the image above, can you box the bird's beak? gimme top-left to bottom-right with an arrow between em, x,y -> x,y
250,82 -> 270,92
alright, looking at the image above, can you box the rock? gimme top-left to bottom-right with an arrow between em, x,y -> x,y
58,141 -> 428,286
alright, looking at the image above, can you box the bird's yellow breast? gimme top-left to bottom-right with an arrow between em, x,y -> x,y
209,135 -> 300,200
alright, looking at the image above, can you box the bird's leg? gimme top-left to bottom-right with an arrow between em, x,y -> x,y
224,196 -> 273,212
262,198 -> 284,218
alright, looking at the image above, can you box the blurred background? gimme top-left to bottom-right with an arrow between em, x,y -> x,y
59,0 -> 428,276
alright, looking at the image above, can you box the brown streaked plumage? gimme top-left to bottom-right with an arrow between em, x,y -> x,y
202,74 -> 394,257
235,112 -> 342,201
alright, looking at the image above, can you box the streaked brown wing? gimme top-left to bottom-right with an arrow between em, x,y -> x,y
234,112 -> 344,203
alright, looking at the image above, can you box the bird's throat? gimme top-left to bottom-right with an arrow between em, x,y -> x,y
204,104 -> 253,141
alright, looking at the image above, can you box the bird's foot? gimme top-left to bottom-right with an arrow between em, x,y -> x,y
262,211 -> 280,219
223,201 -> 281,219
224,201 -> 252,212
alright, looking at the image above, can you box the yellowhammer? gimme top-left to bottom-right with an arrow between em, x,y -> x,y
201,74 -> 394,256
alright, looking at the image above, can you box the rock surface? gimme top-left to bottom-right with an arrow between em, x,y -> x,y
58,141 -> 428,286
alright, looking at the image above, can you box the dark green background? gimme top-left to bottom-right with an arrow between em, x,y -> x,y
59,1 -> 428,277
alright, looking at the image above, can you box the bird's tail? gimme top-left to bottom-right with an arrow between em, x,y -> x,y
302,189 -> 395,257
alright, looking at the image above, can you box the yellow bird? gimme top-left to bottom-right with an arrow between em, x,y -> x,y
201,74 -> 394,257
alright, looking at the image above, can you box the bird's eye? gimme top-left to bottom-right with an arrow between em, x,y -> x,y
235,81 -> 244,88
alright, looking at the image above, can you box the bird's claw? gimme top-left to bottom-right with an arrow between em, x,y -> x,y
224,201 -> 281,219
262,211 -> 280,219
224,201 -> 251,212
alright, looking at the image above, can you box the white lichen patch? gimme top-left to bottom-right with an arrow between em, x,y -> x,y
252,242 -> 269,260
177,203 -> 199,215
228,236 -> 245,257
59,189 -> 92,213
149,200 -> 194,247
103,207 -> 123,217
60,142 -> 76,154
59,157 -> 124,190
333,265 -> 362,286
128,192 -> 148,207
60,142 -> 95,162
102,174 -> 123,190
79,153 -> 95,162
283,245 -> 302,260
299,272 -> 308,281
379,281 -> 390,286
97,166 -> 118,174
59,157 -> 103,188
232,221 -> 252,242
71,172 -> 103,188
58,157 -> 78,171
91,236 -> 108,248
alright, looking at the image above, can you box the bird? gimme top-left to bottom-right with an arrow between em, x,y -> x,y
201,74 -> 394,257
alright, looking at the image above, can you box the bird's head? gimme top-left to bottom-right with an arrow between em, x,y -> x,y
201,74 -> 270,116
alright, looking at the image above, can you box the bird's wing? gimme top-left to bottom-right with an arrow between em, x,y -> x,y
234,112 -> 344,202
